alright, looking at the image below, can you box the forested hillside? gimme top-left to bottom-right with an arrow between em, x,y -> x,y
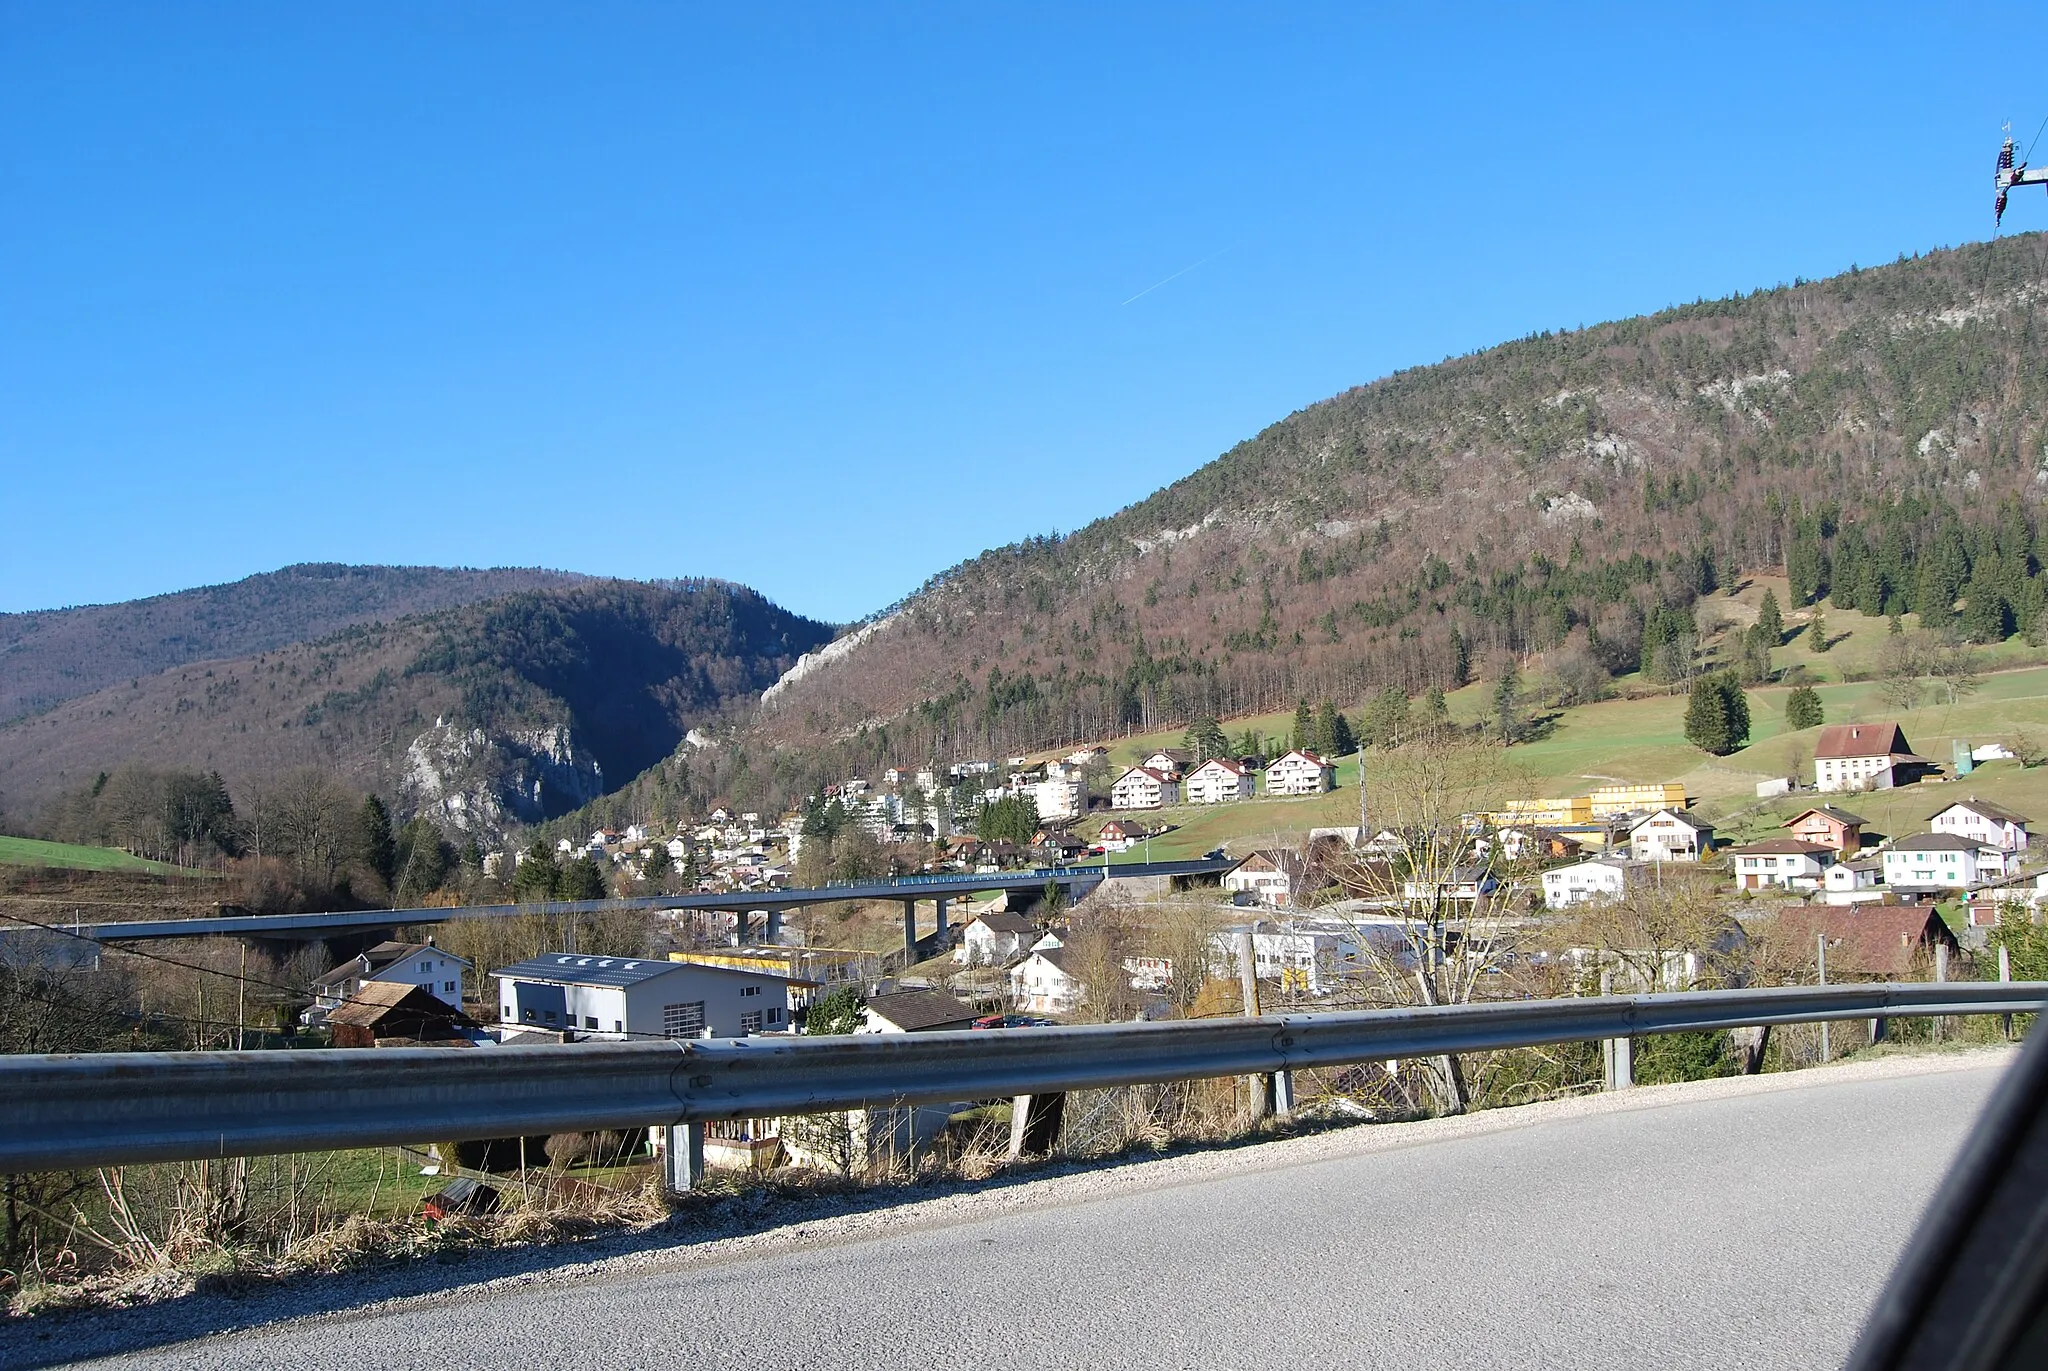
660,233 -> 2048,815
0,563 -> 587,724
6,580 -> 833,840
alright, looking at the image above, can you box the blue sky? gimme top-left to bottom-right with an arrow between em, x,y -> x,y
1,4 -> 2039,624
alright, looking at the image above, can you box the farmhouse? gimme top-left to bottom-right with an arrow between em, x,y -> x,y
1812,723 -> 1932,793
308,941 -> 470,1024
1882,833 -> 1994,892
1009,948 -> 1085,1015
1224,850 -> 1312,908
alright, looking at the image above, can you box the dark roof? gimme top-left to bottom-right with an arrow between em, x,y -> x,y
1731,839 -> 1833,856
312,940 -> 425,988
1930,797 -> 2032,826
490,953 -> 741,989
1026,946 -> 1074,974
1813,722 -> 1915,760
972,912 -> 1037,935
864,989 -> 979,1033
1792,805 -> 1870,827
1771,905 -> 1957,978
325,981 -> 473,1030
1889,832 -> 1984,853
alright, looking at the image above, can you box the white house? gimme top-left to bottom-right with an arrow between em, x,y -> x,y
1224,850 -> 1311,908
1010,948 -> 1084,1015
491,954 -> 802,1040
1883,833 -> 1988,892
1142,750 -> 1190,779
1265,750 -> 1336,797
309,941 -> 470,1022
953,912 -> 1038,966
1929,798 -> 2031,853
1812,723 -> 1929,792
1184,757 -> 1255,804
1031,777 -> 1085,822
1207,922 -> 1362,995
1820,858 -> 1887,906
1110,766 -> 1179,810
1627,809 -> 1712,862
1730,839 -> 1834,891
1540,858 -> 1631,910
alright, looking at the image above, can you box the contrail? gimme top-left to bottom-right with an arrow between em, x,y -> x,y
1121,244 -> 1234,306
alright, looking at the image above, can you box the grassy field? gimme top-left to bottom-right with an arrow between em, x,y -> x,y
0,834 -> 203,876
1070,654 -> 2048,860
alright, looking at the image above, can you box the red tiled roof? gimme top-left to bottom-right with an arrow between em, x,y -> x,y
1813,723 -> 1913,760
1771,905 -> 1957,978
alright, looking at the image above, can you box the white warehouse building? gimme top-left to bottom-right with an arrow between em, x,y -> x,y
491,953 -> 809,1041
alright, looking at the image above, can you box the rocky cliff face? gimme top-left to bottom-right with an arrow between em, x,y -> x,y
400,718 -> 606,841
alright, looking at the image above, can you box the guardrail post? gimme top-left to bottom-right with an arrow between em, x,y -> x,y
1008,1093 -> 1065,1159
2002,944 -> 2014,1040
1600,971 -> 1632,1091
1236,930 -> 1272,1119
1934,942 -> 1949,1045
1734,1025 -> 1770,1074
663,1121 -> 705,1195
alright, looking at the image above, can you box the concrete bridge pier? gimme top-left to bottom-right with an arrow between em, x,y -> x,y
935,896 -> 948,940
902,900 -> 917,961
765,908 -> 782,944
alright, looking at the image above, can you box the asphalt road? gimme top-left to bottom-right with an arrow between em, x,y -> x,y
20,1056 -> 2005,1370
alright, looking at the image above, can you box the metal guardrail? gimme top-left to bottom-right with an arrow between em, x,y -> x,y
2,858 -> 1232,946
2,982 -> 2039,1173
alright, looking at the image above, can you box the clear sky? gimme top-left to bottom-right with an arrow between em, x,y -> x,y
2,4 -> 2040,624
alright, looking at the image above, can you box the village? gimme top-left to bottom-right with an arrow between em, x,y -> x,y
292,712 -> 2047,1182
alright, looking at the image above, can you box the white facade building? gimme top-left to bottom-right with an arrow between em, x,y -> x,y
1627,809 -> 1712,862
310,941 -> 470,1020
1184,757 -> 1255,804
491,954 -> 801,1040
1009,949 -> 1084,1014
1731,840 -> 1834,891
1265,750 -> 1336,796
1929,799 -> 2031,853
1883,834 -> 1987,891
1110,766 -> 1179,810
1031,777 -> 1085,822
1540,858 -> 1631,910
1207,922 -> 1362,995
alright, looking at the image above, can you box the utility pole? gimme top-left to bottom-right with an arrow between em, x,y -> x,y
237,943 -> 248,1051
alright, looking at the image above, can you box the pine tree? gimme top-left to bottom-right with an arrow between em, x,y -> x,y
1962,582 -> 2015,644
1757,589 -> 1784,642
357,795 -> 395,889
1183,715 -> 1229,763
1785,685 -> 1824,730
1311,701 -> 1343,756
1685,673 -> 1750,755
1807,610 -> 1829,652
512,842 -> 559,902
1291,699 -> 1315,752
1493,662 -> 1522,745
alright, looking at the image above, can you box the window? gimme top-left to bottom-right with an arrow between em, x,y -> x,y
740,1011 -> 763,1035
768,1007 -> 780,1023
421,960 -> 433,972
663,1002 -> 706,1038
523,1008 -> 537,1022
614,1020 -> 623,1033
503,1003 -> 515,1019
584,1016 -> 599,1029
444,981 -> 456,993
741,985 -> 761,998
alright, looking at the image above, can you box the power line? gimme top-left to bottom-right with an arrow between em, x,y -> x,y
0,908 -> 310,999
